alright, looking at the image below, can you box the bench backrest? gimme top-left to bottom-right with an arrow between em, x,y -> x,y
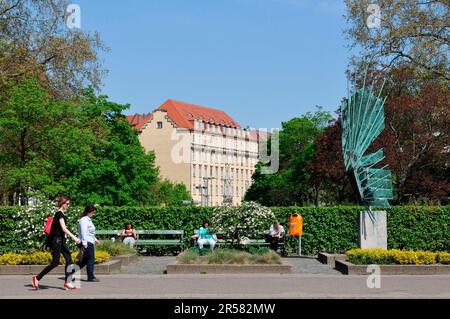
96,230 -> 122,236
96,230 -> 184,242
138,230 -> 183,235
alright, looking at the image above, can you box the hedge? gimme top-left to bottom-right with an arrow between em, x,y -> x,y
346,249 -> 450,265
0,206 -> 449,255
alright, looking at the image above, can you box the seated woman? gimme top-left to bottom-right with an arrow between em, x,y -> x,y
120,223 -> 137,247
194,220 -> 217,250
265,220 -> 285,251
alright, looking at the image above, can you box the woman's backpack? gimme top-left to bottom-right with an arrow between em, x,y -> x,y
44,216 -> 54,237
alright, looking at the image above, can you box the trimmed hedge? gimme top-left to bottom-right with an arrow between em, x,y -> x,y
0,206 -> 449,255
346,249 -> 450,265
0,251 -> 110,265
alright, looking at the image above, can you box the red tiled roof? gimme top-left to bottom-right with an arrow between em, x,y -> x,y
126,99 -> 269,141
156,99 -> 240,129
126,113 -> 152,131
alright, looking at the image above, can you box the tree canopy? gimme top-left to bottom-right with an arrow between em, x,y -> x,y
344,0 -> 449,81
0,79 -> 191,206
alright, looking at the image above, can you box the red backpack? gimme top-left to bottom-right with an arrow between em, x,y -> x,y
44,216 -> 54,237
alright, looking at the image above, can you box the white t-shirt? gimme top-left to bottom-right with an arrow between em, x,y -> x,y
269,225 -> 285,237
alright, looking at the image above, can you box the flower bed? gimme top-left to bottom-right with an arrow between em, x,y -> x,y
176,248 -> 282,265
346,249 -> 450,265
96,241 -> 136,256
168,248 -> 291,274
0,251 -> 110,265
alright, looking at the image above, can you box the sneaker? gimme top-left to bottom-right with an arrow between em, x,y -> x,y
64,283 -> 79,290
88,278 -> 100,282
32,275 -> 39,290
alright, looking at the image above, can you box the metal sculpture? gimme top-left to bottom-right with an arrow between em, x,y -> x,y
341,73 -> 393,209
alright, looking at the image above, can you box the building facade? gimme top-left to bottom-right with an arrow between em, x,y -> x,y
127,99 -> 265,206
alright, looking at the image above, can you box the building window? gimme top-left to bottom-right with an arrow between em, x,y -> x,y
204,165 -> 208,177
157,122 -> 163,129
193,164 -> 196,177
199,165 -> 202,178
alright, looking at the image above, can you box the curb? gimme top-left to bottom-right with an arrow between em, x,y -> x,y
0,259 -> 122,275
317,252 -> 347,268
111,254 -> 139,267
166,262 -> 292,274
335,260 -> 450,275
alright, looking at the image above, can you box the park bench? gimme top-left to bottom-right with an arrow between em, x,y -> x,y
96,229 -> 184,253
191,230 -> 287,256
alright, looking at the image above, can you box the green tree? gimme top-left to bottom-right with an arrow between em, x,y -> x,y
0,79 -> 190,206
0,78 -> 83,204
0,0 -> 107,98
344,0 -> 449,80
245,107 -> 332,206
56,88 -> 162,206
150,179 -> 192,206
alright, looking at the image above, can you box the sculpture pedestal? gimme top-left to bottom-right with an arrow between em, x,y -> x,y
359,211 -> 387,249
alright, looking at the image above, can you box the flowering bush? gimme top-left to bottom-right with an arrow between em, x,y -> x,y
346,249 -> 444,265
13,198 -> 81,253
210,201 -> 275,245
0,250 -> 110,265
438,252 -> 450,264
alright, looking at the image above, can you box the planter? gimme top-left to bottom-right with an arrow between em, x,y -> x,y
111,254 -> 139,266
335,260 -> 450,275
317,252 -> 347,268
166,262 -> 292,274
0,259 -> 121,275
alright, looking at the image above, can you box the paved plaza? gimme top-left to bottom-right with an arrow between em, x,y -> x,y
0,256 -> 449,298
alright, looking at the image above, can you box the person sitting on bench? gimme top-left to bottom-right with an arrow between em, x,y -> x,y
194,220 -> 217,250
265,220 -> 285,251
120,223 -> 137,247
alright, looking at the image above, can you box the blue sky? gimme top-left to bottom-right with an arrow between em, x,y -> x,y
76,0 -> 350,129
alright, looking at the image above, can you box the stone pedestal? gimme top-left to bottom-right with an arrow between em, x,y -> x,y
359,210 -> 387,249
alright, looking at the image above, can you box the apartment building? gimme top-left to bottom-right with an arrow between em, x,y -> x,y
127,99 -> 265,206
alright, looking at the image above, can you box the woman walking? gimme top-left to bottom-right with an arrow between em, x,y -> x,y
32,196 -> 81,290
77,204 -> 100,282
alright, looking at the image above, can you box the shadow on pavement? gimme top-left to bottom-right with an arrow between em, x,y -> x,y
24,284 -> 65,291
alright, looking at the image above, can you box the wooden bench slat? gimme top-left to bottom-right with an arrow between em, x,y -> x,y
96,230 -> 184,251
138,230 -> 184,235
137,240 -> 181,244
96,230 -> 121,235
